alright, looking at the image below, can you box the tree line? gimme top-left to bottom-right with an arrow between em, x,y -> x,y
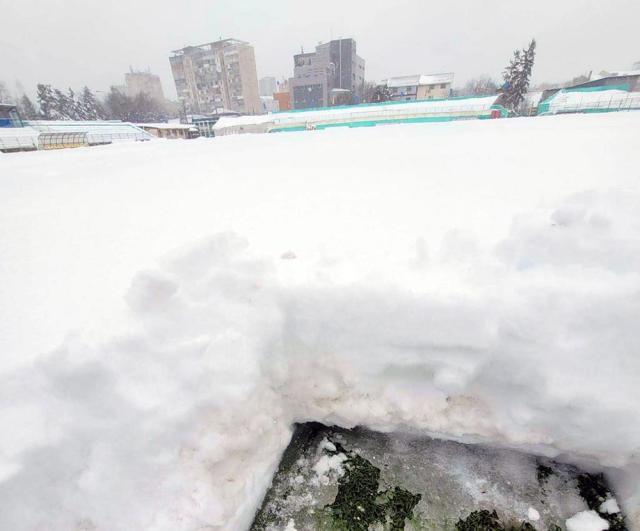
2,82 -> 168,123
3,40 -> 537,121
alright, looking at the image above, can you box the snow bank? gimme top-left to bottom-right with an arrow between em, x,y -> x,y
541,89 -> 640,114
1,113 -> 639,530
566,510 -> 610,531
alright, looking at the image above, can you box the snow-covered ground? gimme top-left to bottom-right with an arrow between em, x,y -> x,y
0,113 -> 639,530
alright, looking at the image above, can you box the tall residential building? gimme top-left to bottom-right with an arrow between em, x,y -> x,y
289,38 -> 365,109
259,76 -> 277,97
125,69 -> 165,102
169,39 -> 260,115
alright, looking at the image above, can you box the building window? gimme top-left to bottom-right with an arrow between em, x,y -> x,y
440,84 -> 447,89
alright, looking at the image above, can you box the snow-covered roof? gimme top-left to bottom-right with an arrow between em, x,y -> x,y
524,91 -> 544,107
386,73 -> 455,88
214,95 -> 500,133
540,89 -> 640,114
137,123 -> 194,130
214,114 -> 274,130
589,69 -> 640,81
0,126 -> 40,151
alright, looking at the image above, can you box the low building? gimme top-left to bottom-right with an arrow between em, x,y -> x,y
273,91 -> 291,112
0,103 -> 24,128
137,123 -> 199,139
1,119 -> 153,153
571,70 -> 640,92
212,94 -> 506,136
260,96 -> 279,113
191,111 -> 241,138
385,74 -> 454,101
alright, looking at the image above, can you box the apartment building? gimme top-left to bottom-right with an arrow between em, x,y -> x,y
289,38 -> 365,109
169,39 -> 261,115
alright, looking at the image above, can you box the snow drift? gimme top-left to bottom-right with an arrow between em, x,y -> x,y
0,112 -> 639,530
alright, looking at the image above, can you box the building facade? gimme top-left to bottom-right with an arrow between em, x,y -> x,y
289,38 -> 365,109
169,39 -> 261,115
125,69 -> 165,102
260,96 -> 279,113
0,103 -> 24,128
259,76 -> 277,97
385,74 -> 454,101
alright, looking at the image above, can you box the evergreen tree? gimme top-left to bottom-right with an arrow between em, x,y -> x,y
0,81 -> 12,103
104,87 -> 132,121
19,95 -> 39,120
67,88 -> 83,120
37,84 -> 56,119
79,87 -> 105,120
51,88 -> 75,120
502,39 -> 536,113
104,88 -> 166,123
371,84 -> 392,103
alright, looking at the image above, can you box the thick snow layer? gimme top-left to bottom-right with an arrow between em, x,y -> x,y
1,113 -> 640,530
213,94 -> 499,132
543,89 -> 640,113
566,510 -> 610,531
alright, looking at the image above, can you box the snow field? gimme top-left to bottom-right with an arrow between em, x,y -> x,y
0,112 -> 639,529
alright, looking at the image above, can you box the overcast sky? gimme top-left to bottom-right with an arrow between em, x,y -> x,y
1,0 -> 638,99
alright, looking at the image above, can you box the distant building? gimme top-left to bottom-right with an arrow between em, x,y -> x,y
384,74 -> 454,101
541,70 -> 640,101
191,111 -> 241,138
0,103 -> 24,128
260,96 -> 279,113
259,76 -> 277,97
169,38 -> 261,115
125,69 -> 165,102
137,123 -> 199,139
273,90 -> 291,112
289,38 -> 365,109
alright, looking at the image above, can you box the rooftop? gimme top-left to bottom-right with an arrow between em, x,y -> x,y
171,38 -> 249,55
385,73 -> 455,88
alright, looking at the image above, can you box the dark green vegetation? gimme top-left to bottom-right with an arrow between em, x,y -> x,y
326,441 -> 421,530
252,423 -> 629,531
577,473 -> 627,531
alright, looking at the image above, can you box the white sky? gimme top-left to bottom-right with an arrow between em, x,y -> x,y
1,0 -> 638,99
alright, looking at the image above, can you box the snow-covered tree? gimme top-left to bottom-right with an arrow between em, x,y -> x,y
79,87 -> 105,120
502,39 -> 536,113
37,84 -> 56,119
50,88 -> 75,120
104,88 -> 166,123
0,81 -> 12,103
19,95 -> 39,120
